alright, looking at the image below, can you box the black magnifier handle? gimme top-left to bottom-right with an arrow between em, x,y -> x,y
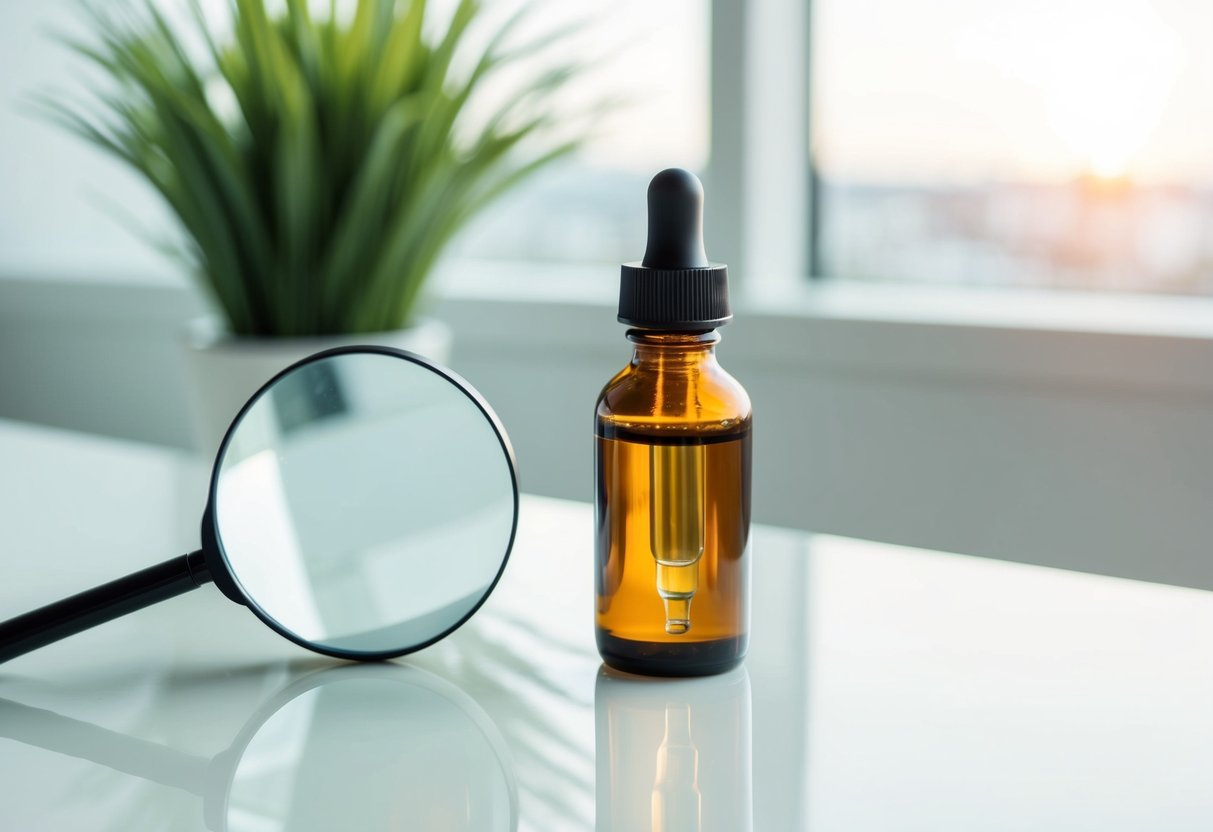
0,551 -> 212,664
0,698 -> 208,794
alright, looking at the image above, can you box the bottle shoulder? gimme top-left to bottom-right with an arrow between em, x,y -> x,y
595,360 -> 752,438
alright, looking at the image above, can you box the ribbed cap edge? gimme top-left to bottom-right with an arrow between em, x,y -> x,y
617,263 -> 731,330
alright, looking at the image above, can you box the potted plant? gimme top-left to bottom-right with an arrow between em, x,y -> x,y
47,0 -> 585,450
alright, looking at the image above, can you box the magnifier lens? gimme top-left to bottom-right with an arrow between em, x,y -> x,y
211,350 -> 517,659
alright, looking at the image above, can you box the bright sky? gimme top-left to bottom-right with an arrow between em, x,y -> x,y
566,0 -> 1213,185
814,0 -> 1213,185
497,0 -> 711,174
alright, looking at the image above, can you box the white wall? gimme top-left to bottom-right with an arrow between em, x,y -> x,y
3,273 -> 1212,593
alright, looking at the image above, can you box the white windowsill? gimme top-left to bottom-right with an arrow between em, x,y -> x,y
5,260 -> 1213,395
7,257 -> 1213,337
439,258 -> 1213,339
434,259 -> 1213,395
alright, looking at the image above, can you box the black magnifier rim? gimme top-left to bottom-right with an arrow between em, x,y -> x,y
204,345 -> 520,662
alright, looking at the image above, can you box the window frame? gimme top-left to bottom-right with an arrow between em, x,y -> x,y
705,0 -> 813,295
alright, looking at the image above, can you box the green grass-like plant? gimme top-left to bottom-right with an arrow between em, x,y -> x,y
47,0 -> 584,336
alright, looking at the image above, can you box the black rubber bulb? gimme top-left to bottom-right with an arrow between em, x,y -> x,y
641,169 -> 710,269
617,167 -> 729,329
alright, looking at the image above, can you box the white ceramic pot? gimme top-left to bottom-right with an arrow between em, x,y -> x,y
180,316 -> 453,456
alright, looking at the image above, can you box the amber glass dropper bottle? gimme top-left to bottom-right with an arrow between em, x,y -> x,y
595,168 -> 752,677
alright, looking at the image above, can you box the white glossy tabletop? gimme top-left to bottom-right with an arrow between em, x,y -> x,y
1,419 -> 1211,831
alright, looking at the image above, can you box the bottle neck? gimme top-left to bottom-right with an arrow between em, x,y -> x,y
627,330 -> 719,370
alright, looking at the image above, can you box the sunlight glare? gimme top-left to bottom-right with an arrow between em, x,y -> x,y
977,0 -> 1183,179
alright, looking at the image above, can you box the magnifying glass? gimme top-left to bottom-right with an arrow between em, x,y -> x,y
0,664 -> 518,830
0,347 -> 519,663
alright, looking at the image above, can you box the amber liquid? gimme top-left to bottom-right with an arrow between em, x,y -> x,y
595,423 -> 751,676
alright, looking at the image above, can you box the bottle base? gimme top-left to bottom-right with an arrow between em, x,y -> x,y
596,629 -> 746,677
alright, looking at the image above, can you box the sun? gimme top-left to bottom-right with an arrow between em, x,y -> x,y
1039,1 -> 1182,180
1088,153 -> 1130,182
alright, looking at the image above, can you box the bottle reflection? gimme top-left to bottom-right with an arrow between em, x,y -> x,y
651,704 -> 702,830
596,665 -> 751,832
0,664 -> 516,832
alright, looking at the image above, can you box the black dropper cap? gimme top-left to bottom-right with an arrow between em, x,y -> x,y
618,168 -> 731,330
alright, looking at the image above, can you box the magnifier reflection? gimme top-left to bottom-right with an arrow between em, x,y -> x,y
0,665 -> 517,832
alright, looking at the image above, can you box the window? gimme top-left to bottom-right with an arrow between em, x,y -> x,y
0,0 -> 708,282
812,0 -> 1213,295
452,0 -> 709,267
0,2 -> 182,280
5,0 -> 1211,298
